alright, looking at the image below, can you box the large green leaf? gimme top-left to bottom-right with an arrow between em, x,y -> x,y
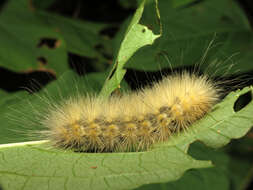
0,86 -> 253,190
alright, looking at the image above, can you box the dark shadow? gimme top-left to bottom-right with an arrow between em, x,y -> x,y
233,91 -> 252,112
99,26 -> 120,38
48,0 -> 135,23
237,0 -> 253,27
0,67 -> 55,93
68,53 -> 98,75
0,0 -> 7,12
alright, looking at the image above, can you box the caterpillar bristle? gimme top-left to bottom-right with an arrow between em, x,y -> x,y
41,72 -> 220,153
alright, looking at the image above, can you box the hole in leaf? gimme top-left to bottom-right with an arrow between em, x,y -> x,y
37,56 -> 48,65
37,38 -> 61,49
108,66 -> 116,80
233,91 -> 252,112
142,28 -> 146,33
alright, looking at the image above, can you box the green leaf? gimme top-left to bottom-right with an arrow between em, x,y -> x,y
99,0 -> 161,98
32,0 -> 56,9
136,139 -> 253,190
0,0 -> 68,76
136,142 -> 231,190
38,11 -> 110,60
171,0 -> 197,8
125,0 -> 253,75
1,86 -> 253,190
0,90 -> 9,99
0,141 -> 211,190
228,157 -> 253,190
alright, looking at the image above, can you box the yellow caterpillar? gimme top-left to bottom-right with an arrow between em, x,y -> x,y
41,71 -> 220,152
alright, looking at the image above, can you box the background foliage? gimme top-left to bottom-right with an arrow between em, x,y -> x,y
0,0 -> 253,189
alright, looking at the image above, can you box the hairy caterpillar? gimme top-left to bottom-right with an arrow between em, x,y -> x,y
39,70 -> 221,152
4,38 -> 240,153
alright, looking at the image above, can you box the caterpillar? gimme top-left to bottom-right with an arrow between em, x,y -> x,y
40,70 -> 221,152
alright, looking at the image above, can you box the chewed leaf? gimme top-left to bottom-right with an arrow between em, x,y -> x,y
99,0 -> 161,98
0,0 -> 68,75
0,0 -> 109,76
0,87 -> 253,190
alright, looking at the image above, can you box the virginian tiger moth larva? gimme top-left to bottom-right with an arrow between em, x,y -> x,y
38,69 -> 221,153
